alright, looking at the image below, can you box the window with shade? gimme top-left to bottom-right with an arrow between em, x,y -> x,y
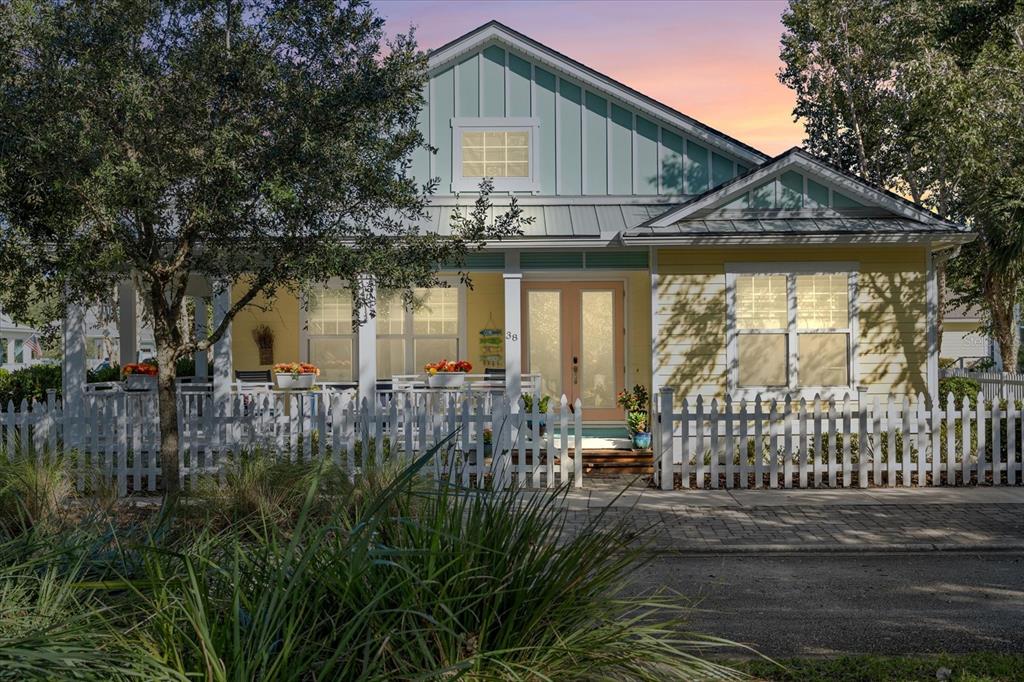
730,269 -> 855,393
450,118 -> 540,192
306,286 -> 462,381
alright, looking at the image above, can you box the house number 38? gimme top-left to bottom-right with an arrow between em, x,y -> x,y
506,331 -> 519,342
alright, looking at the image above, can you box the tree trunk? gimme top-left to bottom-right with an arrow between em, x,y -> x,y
156,342 -> 181,495
989,273 -> 1019,373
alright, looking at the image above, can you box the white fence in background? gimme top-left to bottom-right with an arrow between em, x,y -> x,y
0,389 -> 584,495
655,389 -> 1024,490
941,368 -> 1024,402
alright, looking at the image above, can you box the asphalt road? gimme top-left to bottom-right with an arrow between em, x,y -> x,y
629,552 -> 1024,657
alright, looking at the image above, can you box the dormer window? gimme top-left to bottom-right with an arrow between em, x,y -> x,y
451,117 -> 540,193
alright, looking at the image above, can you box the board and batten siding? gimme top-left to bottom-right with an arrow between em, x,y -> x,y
654,246 -> 929,400
419,42 -> 747,197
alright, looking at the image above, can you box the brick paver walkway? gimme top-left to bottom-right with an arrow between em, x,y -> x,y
555,486 -> 1024,552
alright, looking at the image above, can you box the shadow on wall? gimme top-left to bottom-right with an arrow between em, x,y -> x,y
859,268 -> 928,395
648,156 -> 703,197
655,275 -> 727,396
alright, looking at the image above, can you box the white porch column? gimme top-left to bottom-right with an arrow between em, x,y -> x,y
5,338 -> 14,366
503,251 -> 522,405
194,297 -> 208,379
926,248 -> 939,400
357,275 -> 377,406
212,285 -> 233,415
649,246 -> 660,396
117,280 -> 137,367
62,303 -> 86,443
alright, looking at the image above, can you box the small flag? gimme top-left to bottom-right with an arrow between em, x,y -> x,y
25,334 -> 42,357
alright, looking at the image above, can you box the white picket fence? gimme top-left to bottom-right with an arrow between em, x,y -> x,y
941,368 -> 1024,402
655,389 -> 1024,489
0,389 -> 584,495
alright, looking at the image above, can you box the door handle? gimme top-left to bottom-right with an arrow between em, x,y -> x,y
572,356 -> 578,384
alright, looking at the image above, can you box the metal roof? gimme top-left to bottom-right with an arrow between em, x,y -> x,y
624,217 -> 969,239
420,202 -> 681,239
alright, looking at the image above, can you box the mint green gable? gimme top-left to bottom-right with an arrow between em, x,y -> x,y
417,42 -> 750,197
722,170 -> 866,211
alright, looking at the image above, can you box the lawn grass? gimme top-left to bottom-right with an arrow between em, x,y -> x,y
735,652 -> 1024,681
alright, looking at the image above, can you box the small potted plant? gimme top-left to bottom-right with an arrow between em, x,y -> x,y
617,384 -> 651,450
424,359 -> 472,388
272,362 -> 320,389
122,362 -> 158,390
521,393 -> 551,436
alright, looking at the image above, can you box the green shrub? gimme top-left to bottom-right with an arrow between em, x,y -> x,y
939,376 -> 981,409
87,363 -> 121,383
0,364 -> 61,407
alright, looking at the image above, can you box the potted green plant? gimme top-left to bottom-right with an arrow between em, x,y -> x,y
521,392 -> 551,436
616,384 -> 651,450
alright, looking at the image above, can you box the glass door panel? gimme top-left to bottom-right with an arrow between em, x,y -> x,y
579,290 -> 616,409
526,290 -> 563,400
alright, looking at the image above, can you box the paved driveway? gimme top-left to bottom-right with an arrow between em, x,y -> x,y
630,553 -> 1024,656
560,486 -> 1024,553
557,485 -> 1024,655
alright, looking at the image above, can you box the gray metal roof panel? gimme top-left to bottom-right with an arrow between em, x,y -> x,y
568,205 -> 601,236
625,216 -> 968,239
543,206 -> 573,236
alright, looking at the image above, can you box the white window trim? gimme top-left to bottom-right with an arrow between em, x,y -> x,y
300,279 -> 468,381
725,262 -> 860,401
451,116 -> 541,193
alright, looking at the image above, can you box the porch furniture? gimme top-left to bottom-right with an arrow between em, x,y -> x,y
235,369 -> 273,391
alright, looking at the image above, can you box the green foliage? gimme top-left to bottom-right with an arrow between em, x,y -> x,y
939,376 -> 982,409
0,364 -> 61,407
0,455 -> 75,534
86,363 -> 121,383
0,450 -> 744,680
779,0 -> 1024,370
521,392 -> 551,414
627,410 -> 650,434
0,1 -> 530,491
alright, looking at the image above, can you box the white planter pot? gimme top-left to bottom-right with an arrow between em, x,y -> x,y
276,373 -> 316,390
124,374 -> 156,391
427,372 -> 467,389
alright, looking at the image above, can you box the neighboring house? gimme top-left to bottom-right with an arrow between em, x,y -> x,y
85,21 -> 975,420
0,311 -> 44,369
941,304 -> 993,368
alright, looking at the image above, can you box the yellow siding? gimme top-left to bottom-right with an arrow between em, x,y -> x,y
625,270 -> 653,389
466,273 -> 505,370
655,246 -> 928,399
231,285 -> 301,372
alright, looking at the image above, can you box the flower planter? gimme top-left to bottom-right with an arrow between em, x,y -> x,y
124,374 -> 156,391
427,372 -> 466,389
631,431 -> 652,450
276,373 -> 316,390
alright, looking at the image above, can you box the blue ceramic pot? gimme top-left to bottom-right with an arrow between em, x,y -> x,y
631,431 -> 652,450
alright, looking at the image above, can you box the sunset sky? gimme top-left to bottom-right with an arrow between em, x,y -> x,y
373,0 -> 805,156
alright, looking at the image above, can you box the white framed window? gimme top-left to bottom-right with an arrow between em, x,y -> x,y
451,117 -> 541,193
306,288 -> 356,382
303,283 -> 465,382
726,263 -> 859,398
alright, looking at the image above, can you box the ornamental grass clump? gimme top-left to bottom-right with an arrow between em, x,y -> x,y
0,443 -> 747,681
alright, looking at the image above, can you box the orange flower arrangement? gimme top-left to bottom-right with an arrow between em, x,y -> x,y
424,359 -> 472,376
272,362 -> 320,377
122,362 -> 157,377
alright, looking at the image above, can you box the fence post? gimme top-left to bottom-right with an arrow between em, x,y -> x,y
659,388 -> 673,490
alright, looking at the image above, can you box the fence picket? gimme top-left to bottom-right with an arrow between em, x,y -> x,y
695,396 -> 705,490
783,396 -> 793,489
993,399 -> 1002,486
753,397 -> 764,489
709,399 -> 719,490
1011,401 -> 1019,486
976,394 -> 986,484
